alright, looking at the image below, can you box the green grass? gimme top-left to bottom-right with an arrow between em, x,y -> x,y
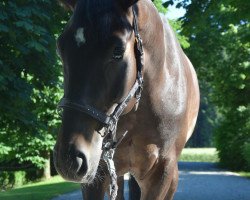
238,172 -> 250,179
179,148 -> 250,178
179,148 -> 219,163
0,176 -> 80,200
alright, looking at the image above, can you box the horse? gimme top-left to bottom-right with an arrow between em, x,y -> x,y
53,0 -> 200,199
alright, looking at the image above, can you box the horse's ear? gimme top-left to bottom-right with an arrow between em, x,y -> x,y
119,0 -> 139,10
59,0 -> 77,11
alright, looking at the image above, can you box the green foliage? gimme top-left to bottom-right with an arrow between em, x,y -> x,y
169,19 -> 190,49
216,109 -> 250,170
0,1 -> 67,170
187,98 -> 217,147
166,0 -> 250,170
0,171 -> 26,190
0,171 -> 15,190
14,171 -> 26,188
152,0 -> 167,14
243,143 -> 250,169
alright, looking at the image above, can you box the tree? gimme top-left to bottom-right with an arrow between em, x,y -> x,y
0,0 -> 68,179
164,0 -> 250,170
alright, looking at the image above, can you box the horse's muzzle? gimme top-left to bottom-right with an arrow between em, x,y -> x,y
53,143 -> 90,182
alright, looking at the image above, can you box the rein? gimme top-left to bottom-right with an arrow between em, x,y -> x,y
58,6 -> 143,200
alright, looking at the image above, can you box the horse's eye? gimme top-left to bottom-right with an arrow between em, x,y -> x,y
112,46 -> 125,60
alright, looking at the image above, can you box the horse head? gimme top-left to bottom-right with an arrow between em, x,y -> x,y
53,0 -> 141,183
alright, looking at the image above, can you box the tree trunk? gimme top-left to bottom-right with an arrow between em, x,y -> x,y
43,151 -> 51,180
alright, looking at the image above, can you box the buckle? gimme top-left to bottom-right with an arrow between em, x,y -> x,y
108,116 -> 117,133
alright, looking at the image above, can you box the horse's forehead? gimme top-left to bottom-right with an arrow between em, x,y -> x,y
58,7 -> 131,52
71,11 -> 129,46
69,17 -> 114,47
71,23 -> 128,48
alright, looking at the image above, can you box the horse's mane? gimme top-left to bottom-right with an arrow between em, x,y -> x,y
74,0 -> 114,25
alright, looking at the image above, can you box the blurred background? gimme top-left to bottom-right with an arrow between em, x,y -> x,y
0,0 -> 249,199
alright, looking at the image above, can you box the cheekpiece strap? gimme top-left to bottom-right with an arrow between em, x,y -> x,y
132,7 -> 144,74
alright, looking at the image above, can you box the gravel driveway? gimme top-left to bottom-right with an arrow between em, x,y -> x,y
52,162 -> 250,200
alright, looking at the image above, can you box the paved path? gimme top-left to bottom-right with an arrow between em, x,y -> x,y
175,162 -> 250,200
52,162 -> 250,200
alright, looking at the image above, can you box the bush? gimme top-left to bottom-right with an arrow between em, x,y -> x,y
0,171 -> 26,190
243,143 -> 250,169
14,171 -> 26,187
0,165 -> 48,190
0,171 -> 14,190
215,108 -> 250,171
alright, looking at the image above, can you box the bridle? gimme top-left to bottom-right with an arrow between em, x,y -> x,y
57,6 -> 143,199
58,7 -> 143,152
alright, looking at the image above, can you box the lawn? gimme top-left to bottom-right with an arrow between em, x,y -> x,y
179,148 -> 250,178
179,148 -> 219,163
0,176 -> 80,200
238,172 -> 250,179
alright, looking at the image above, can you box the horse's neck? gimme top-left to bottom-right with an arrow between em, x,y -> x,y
139,1 -> 188,117
140,1 -> 185,77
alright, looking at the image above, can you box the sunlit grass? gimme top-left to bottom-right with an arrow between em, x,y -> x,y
179,148 -> 219,163
0,175 -> 80,200
179,148 -> 250,178
238,172 -> 250,179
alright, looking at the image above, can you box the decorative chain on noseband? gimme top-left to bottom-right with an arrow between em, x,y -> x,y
57,5 -> 143,200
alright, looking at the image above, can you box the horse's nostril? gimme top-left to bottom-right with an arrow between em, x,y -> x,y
76,150 -> 85,159
76,150 -> 88,176
68,144 -> 88,176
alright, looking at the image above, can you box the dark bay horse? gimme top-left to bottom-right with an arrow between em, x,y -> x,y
53,0 -> 200,199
